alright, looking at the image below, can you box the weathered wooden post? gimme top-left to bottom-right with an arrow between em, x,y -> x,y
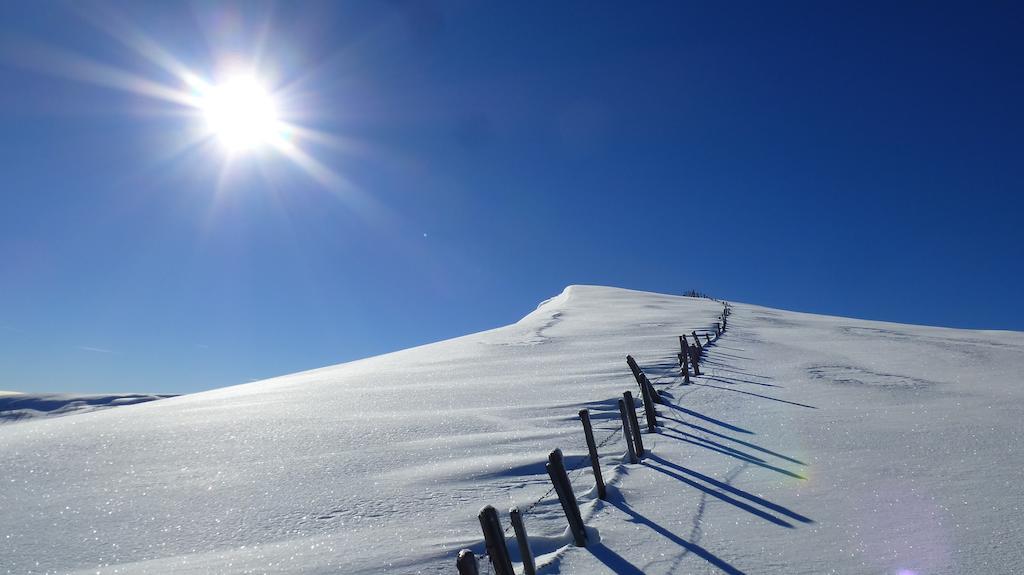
623,391 -> 645,456
705,332 -> 711,344
478,506 -> 514,575
546,449 -> 588,547
692,331 -> 703,353
641,371 -> 663,404
681,346 -> 691,384
456,550 -> 479,575
689,341 -> 702,376
715,322 -> 721,337
635,376 -> 658,429
578,409 -> 607,500
509,507 -> 536,575
626,355 -> 643,383
618,398 -> 638,464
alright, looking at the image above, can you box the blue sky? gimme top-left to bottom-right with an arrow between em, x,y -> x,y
1,1 -> 1021,394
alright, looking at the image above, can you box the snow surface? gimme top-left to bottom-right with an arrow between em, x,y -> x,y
0,392 -> 176,424
1,285 -> 1021,574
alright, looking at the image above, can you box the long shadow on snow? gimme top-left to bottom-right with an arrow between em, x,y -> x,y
691,383 -> 818,409
659,414 -> 806,465
607,491 -> 748,575
640,460 -> 794,528
647,454 -> 813,524
662,402 -> 755,435
700,361 -> 774,379
706,375 -> 784,388
708,351 -> 755,361
658,428 -> 806,480
586,544 -> 646,575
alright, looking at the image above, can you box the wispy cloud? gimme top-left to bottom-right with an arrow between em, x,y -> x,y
77,345 -> 115,354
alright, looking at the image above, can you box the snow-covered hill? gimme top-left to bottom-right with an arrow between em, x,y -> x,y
1,286 -> 1021,574
0,392 -> 175,424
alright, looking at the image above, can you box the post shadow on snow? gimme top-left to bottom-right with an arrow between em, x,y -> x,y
639,460 -> 795,528
660,414 -> 807,466
662,427 -> 770,463
709,344 -> 748,352
707,374 -> 784,388
605,489 -> 748,575
586,542 -> 646,575
658,428 -> 805,479
663,402 -> 755,435
691,383 -> 818,409
647,454 -> 813,524
699,361 -> 774,379
708,350 -> 755,361
476,454 -> 590,480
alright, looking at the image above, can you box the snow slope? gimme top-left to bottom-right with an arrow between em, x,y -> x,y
1,285 -> 1021,574
0,392 -> 175,424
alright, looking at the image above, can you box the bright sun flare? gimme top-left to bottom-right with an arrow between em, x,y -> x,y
199,75 -> 281,151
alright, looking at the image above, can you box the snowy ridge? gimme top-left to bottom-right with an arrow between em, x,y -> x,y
1,285 -> 1022,574
0,392 -> 176,424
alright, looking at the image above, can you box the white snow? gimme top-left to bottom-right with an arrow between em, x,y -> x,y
0,392 -> 176,424
0,285 -> 1021,574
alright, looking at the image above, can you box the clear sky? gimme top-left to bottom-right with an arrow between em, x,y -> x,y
1,1 -> 1021,394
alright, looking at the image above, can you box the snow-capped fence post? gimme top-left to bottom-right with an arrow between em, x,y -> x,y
623,391 -> 645,456
546,449 -> 588,547
578,409 -> 607,500
477,506 -> 515,575
456,549 -> 479,575
618,398 -> 638,464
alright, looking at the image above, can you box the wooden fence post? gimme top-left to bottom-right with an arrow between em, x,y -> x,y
478,506 -> 514,575
456,550 -> 479,575
705,332 -> 711,344
618,398 -> 638,464
681,347 -> 691,384
509,507 -> 536,575
635,377 -> 658,430
546,449 -> 588,547
638,370 -> 659,405
692,331 -> 703,354
578,409 -> 607,500
623,391 -> 645,456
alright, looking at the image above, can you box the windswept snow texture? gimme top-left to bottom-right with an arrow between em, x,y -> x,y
1,286 -> 1022,574
0,393 -> 176,424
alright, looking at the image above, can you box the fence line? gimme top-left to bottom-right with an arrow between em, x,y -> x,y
457,301 -> 731,575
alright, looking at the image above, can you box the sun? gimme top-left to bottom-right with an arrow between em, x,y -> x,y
199,75 -> 281,151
